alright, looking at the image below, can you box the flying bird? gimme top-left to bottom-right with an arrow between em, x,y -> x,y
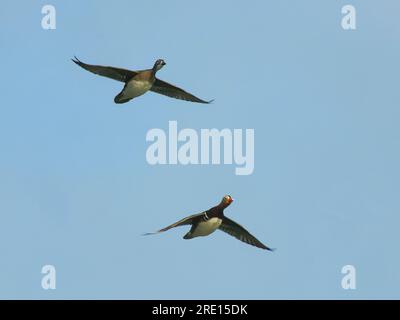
144,195 -> 274,251
72,57 -> 212,104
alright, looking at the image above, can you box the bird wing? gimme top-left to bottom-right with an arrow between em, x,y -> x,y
218,217 -> 273,250
143,212 -> 205,235
151,78 -> 213,104
72,56 -> 137,83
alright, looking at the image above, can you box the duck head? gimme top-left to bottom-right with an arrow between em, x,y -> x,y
220,195 -> 234,208
153,59 -> 166,72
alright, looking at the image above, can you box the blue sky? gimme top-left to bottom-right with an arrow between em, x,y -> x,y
1,0 -> 400,299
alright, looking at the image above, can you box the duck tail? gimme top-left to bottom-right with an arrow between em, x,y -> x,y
183,232 -> 193,240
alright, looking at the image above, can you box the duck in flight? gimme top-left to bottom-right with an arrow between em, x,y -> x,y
144,195 -> 274,251
72,57 -> 213,104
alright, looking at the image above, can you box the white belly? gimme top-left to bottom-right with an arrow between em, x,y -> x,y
122,79 -> 152,99
191,218 -> 222,237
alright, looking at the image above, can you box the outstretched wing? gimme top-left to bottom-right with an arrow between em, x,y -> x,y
151,78 -> 213,104
218,217 -> 274,251
72,56 -> 137,83
143,212 -> 205,236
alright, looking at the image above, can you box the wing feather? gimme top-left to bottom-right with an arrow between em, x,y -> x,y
218,217 -> 273,250
72,56 -> 137,82
151,78 -> 213,104
143,212 -> 205,236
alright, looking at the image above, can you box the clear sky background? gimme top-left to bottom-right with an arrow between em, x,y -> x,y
1,1 -> 399,299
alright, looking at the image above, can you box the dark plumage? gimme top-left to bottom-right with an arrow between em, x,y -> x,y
144,195 -> 274,251
72,57 -> 213,104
